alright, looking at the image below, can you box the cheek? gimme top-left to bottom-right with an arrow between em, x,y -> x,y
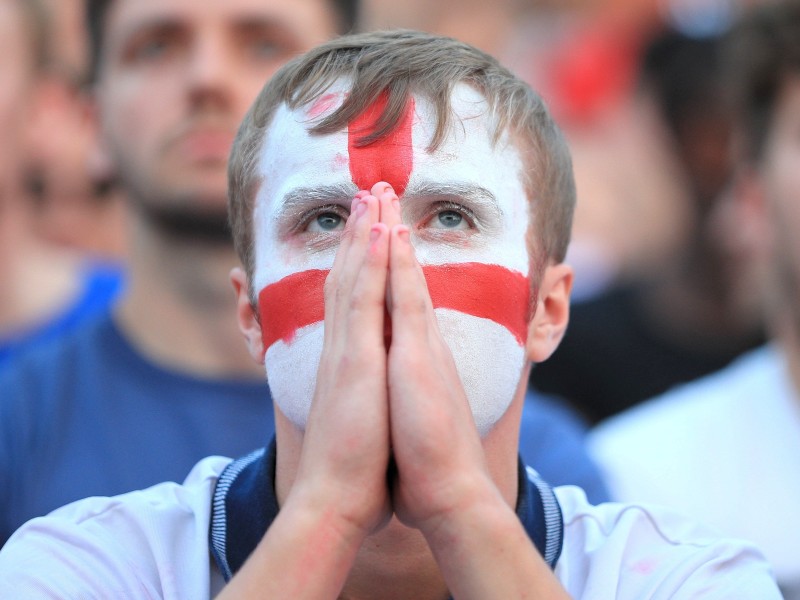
424,263 -> 532,345
264,323 -> 324,430
258,269 -> 327,352
435,310 -> 527,436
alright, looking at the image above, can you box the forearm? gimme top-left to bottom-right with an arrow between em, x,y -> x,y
217,498 -> 365,600
424,488 -> 570,600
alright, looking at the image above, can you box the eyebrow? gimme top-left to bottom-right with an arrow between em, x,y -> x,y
113,14 -> 294,47
402,181 -> 503,218
278,183 -> 358,213
276,181 -> 503,218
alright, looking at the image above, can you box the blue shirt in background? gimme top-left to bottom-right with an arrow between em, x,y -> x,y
0,311 -> 607,546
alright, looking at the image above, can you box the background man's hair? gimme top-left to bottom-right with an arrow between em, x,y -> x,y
84,0 -> 361,83
723,0 -> 800,163
229,29 -> 576,294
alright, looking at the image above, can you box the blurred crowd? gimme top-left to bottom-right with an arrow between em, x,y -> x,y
0,0 -> 797,597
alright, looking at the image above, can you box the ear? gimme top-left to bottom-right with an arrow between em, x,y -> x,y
230,267 -> 266,365
526,262 -> 573,363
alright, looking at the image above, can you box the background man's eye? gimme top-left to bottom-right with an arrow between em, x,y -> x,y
132,39 -> 172,62
437,210 -> 464,229
307,212 -> 344,233
250,40 -> 282,59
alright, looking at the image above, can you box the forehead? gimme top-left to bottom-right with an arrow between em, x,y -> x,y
257,82 -> 527,205
102,0 -> 335,47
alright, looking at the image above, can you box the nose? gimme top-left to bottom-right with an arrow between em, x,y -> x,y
185,30 -> 233,109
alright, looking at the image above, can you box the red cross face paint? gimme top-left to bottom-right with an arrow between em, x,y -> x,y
252,82 -> 534,435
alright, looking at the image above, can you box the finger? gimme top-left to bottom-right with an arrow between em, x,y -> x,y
324,195 -> 377,344
375,185 -> 401,314
370,181 -> 393,198
326,195 -> 361,287
375,183 -> 401,230
388,225 -> 434,344
345,221 -> 391,352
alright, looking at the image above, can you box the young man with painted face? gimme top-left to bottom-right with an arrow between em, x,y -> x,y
0,31 -> 780,598
0,0 -> 608,549
590,3 -> 800,597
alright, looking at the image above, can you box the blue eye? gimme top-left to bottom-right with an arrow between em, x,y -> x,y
307,212 -> 344,233
437,210 -> 463,228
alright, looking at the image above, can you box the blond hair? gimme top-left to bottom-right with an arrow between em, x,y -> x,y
229,29 -> 575,289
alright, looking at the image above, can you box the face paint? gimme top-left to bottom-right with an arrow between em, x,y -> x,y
253,82 -> 533,435
259,263 -> 530,350
348,91 -> 414,196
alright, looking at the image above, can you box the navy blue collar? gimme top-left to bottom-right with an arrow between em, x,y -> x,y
210,437 -> 563,583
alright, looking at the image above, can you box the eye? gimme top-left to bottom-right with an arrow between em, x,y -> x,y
426,203 -> 474,231
435,210 -> 465,229
136,38 -> 171,60
247,38 -> 284,60
124,27 -> 184,65
238,27 -> 298,63
303,207 -> 347,233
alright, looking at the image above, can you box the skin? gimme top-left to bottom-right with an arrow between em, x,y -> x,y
0,0 -> 32,196
91,0 -> 339,376
227,93 -> 574,596
0,0 -> 87,336
739,75 -> 800,392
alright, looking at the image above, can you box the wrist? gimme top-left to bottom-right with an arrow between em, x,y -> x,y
414,473 -> 508,542
284,479 -> 384,548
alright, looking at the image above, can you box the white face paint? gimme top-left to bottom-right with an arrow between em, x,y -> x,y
253,82 -> 533,435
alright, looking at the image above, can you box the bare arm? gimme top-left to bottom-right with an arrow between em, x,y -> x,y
385,201 -> 571,599
218,189 -> 393,599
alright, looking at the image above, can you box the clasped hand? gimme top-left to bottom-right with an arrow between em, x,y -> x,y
291,181 -> 497,548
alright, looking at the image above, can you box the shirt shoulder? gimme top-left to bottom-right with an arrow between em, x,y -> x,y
588,346 -> 783,476
554,486 -> 782,599
0,456 -> 231,599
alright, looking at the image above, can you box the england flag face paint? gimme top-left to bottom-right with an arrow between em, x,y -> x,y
252,82 -> 533,435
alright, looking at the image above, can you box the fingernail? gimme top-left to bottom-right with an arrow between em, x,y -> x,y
396,225 -> 410,242
369,225 -> 382,242
392,197 -> 400,212
357,200 -> 368,216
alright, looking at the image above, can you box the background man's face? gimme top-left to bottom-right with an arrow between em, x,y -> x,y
94,0 -> 337,234
761,76 -> 800,336
252,84 -> 535,434
0,0 -> 34,199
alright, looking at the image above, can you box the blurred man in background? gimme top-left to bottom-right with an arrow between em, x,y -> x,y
0,0 -> 120,366
0,0 -> 356,545
590,3 -> 800,596
532,26 -> 765,422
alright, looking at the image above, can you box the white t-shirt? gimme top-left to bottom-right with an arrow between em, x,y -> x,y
589,344 -> 800,599
0,455 -> 780,599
